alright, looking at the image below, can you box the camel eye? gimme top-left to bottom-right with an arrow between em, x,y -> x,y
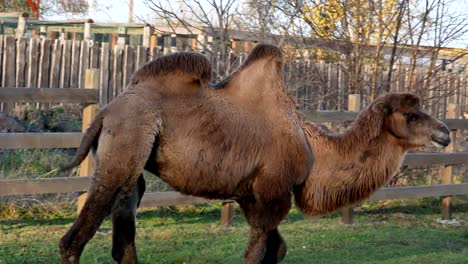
406,113 -> 418,122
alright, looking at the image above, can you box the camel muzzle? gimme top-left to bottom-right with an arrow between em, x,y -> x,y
431,124 -> 451,148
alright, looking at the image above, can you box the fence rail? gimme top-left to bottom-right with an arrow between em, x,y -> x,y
0,88 -> 98,103
2,176 -> 468,208
0,132 -> 82,149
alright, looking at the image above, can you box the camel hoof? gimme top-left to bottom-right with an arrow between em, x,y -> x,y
59,240 -> 79,264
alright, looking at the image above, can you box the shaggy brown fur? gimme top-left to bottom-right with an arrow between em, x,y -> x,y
294,93 -> 450,215
133,51 -> 212,83
60,44 -> 312,264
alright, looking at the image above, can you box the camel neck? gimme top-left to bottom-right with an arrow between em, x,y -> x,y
296,120 -> 406,216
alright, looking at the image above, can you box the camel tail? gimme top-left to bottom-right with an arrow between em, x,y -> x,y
61,113 -> 104,171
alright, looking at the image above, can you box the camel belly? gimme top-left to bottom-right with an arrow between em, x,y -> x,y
151,139 -> 260,200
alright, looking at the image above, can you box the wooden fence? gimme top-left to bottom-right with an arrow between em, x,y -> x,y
1,71 -> 468,225
1,36 -> 467,118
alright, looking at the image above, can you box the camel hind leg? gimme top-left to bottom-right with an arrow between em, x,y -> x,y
111,174 -> 146,264
59,116 -> 159,264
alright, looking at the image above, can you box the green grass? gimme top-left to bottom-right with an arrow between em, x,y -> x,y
0,149 -> 74,179
1,199 -> 467,264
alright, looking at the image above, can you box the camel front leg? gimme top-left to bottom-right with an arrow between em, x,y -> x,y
111,174 -> 146,264
244,227 -> 287,264
238,195 -> 291,264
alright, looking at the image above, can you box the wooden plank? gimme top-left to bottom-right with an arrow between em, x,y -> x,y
2,36 -> 16,113
136,46 -> 147,69
0,35 -> 3,86
27,38 -> 39,89
100,42 -> 110,106
403,152 -> 468,166
0,177 -> 92,196
1,179 -> 467,205
122,45 -> 134,89
0,132 -> 83,149
113,46 -> 123,95
108,48 -> 115,101
3,132 -> 465,164
302,110 -> 357,123
442,119 -> 468,130
0,178 -> 220,205
15,38 -> 26,87
69,41 -> 81,89
300,110 -> 468,130
37,38 -> 51,88
78,40 -> 89,88
60,40 -> 72,88
368,183 -> 468,201
0,88 -> 98,103
90,44 -> 99,68
49,39 -> 62,89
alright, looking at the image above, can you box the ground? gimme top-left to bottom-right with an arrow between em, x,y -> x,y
1,198 -> 467,264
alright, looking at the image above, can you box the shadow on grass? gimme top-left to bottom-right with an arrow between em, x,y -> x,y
358,196 -> 468,216
0,216 -> 76,228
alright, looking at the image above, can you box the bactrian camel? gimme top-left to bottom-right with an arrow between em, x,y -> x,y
59,44 -> 450,264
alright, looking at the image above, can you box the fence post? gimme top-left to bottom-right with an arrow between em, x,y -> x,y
117,27 -> 127,49
143,25 -> 152,48
84,20 -> 93,41
15,13 -> 28,38
441,103 -> 457,220
39,26 -> 47,38
77,69 -> 100,213
221,202 -> 234,227
341,94 -> 361,224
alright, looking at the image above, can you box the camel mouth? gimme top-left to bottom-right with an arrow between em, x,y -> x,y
431,135 -> 450,148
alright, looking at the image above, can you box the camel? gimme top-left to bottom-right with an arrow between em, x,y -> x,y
59,44 -> 451,263
59,44 -> 313,264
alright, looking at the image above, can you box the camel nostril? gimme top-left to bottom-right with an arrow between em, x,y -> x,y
437,123 -> 450,134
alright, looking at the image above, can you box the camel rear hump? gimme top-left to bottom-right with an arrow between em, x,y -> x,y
132,52 -> 212,84
212,44 -> 285,97
241,44 -> 283,68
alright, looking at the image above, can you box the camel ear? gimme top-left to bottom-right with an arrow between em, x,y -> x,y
403,94 -> 421,107
372,101 -> 390,116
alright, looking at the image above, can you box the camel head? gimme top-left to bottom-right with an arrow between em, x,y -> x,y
373,93 -> 450,149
